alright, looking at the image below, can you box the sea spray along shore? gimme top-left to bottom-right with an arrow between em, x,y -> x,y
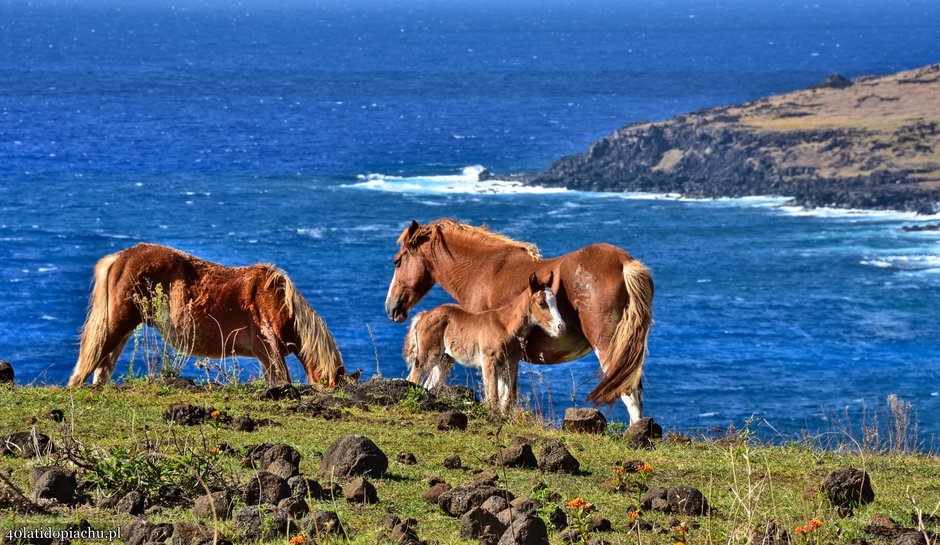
0,379 -> 938,544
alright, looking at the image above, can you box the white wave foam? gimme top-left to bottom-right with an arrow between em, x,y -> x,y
348,165 -> 566,195
778,206 -> 940,222
861,254 -> 940,273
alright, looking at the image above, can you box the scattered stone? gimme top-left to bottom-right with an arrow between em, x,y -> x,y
0,360 -> 13,384
343,476 -> 379,504
320,481 -> 343,501
31,466 -> 75,504
487,444 -> 537,469
241,471 -> 290,506
443,454 -> 462,469
267,459 -> 299,481
287,401 -> 345,420
510,497 -> 542,517
473,471 -> 499,486
123,519 -> 174,545
170,521 -> 218,545
538,441 -> 580,474
548,506 -> 568,530
872,513 -> 899,529
259,444 -> 301,472
158,376 -> 203,391
421,482 -> 452,503
497,514 -> 549,545
193,490 -> 234,520
438,484 -> 513,517
438,411 -> 468,431
347,377 -> 429,407
748,520 -> 792,545
3,431 -> 53,457
301,510 -> 345,538
288,475 -> 323,501
278,497 -> 310,518
43,409 -> 65,422
641,487 -> 668,511
562,408 -> 607,434
233,504 -> 292,540
624,417 -> 663,449
481,495 -> 510,515
590,517 -> 613,532
260,384 -> 301,401
893,533 -> 928,545
813,72 -> 854,89
389,517 -> 424,545
163,403 -> 226,426
232,415 -> 256,432
397,451 -> 418,465
823,468 -> 874,510
116,490 -> 146,515
319,434 -> 388,479
667,486 -> 709,516
461,506 -> 507,541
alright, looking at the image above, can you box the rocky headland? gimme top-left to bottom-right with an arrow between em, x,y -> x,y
531,64 -> 940,214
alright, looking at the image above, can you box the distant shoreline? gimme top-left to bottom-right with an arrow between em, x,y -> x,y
526,63 -> 940,215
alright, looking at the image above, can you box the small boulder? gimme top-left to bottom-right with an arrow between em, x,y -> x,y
667,486 -> 708,516
242,471 -> 290,506
538,441 -> 580,474
288,475 -> 323,500
301,510 -> 345,538
497,514 -> 549,545
590,517 -> 613,532
232,415 -> 256,432
116,490 -> 146,515
438,484 -> 513,517
894,533 -> 928,545
0,360 -> 12,384
43,409 -> 65,422
438,411 -> 469,431
822,468 -> 874,509
192,490 -> 233,520
31,466 -> 75,504
319,434 -> 388,479
267,459 -> 299,480
170,521 -> 217,545
460,506 -> 507,541
562,408 -> 607,434
343,476 -> 378,504
488,444 -> 537,469
123,520 -> 174,545
260,384 -> 301,401
443,453 -> 462,469
4,431 -> 53,457
233,504 -> 292,540
473,471 -> 499,486
421,482 -> 452,503
510,497 -> 542,517
397,451 -> 418,465
641,487 -> 669,511
259,444 -> 301,472
481,495 -> 510,515
547,506 -> 568,530
278,497 -> 310,518
624,417 -> 663,449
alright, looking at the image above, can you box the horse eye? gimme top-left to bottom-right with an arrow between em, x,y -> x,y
539,301 -> 548,309
394,257 -> 402,268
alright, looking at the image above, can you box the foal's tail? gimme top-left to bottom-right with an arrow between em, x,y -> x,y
402,312 -> 424,379
277,271 -> 345,388
586,259 -> 654,404
69,252 -> 120,387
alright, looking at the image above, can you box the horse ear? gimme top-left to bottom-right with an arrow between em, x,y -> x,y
529,272 -> 540,292
404,220 -> 421,247
543,271 -> 554,287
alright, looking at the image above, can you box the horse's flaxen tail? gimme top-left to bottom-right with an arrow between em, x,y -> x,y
586,259 -> 654,404
277,271 -> 345,388
69,252 -> 120,388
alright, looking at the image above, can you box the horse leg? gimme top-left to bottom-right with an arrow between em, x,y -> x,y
501,358 -> 520,413
93,332 -> 133,386
423,354 -> 453,391
621,379 -> 643,423
482,357 -> 501,413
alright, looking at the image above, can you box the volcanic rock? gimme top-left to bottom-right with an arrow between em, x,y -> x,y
319,434 -> 388,479
562,408 -> 607,434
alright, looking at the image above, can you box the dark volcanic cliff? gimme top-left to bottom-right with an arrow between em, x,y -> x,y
532,64 -> 940,214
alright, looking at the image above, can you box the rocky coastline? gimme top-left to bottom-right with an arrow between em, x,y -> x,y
529,64 -> 940,215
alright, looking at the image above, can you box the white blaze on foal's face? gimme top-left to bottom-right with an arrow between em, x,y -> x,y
531,288 -> 566,337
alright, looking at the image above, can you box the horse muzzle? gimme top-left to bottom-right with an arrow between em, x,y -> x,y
555,323 -> 567,336
386,300 -> 408,323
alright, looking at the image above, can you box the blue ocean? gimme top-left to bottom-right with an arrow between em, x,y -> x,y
1,0 -> 939,439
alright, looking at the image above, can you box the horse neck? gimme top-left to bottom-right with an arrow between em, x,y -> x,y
423,236 -> 532,303
494,291 -> 535,341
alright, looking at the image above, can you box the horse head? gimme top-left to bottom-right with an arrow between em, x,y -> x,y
527,271 -> 566,337
386,220 -> 436,322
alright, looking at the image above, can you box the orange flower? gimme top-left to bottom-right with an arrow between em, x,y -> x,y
567,497 -> 593,511
629,511 -> 639,520
795,526 -> 809,535
612,466 -> 626,475
808,519 -> 823,529
289,535 -> 305,544
210,410 -> 221,418
676,524 -> 688,533
636,463 -> 653,473
209,447 -> 218,455
675,542 -> 686,545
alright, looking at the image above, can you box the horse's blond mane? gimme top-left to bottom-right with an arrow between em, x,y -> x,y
398,219 -> 541,260
265,268 -> 344,380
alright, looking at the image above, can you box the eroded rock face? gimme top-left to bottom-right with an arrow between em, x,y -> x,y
319,435 -> 388,480
823,467 -> 875,509
561,408 -> 607,434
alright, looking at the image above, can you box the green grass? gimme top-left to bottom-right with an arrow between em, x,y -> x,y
1,383 -> 938,544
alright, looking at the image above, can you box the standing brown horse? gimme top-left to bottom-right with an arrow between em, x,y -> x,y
403,272 -> 565,413
385,219 -> 653,423
69,243 -> 346,388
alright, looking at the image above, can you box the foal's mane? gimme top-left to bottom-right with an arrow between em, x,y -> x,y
398,219 -> 542,260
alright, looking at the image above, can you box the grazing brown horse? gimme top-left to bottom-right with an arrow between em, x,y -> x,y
403,272 -> 565,413
69,243 -> 346,388
386,219 -> 654,423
